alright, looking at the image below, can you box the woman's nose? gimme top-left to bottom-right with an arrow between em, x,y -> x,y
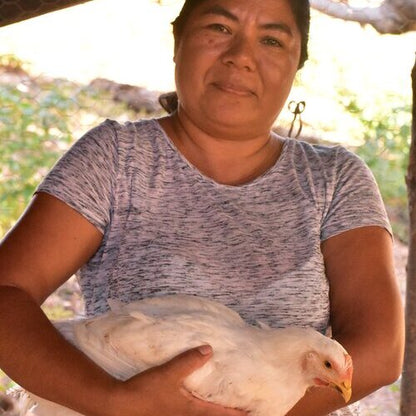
221,34 -> 257,72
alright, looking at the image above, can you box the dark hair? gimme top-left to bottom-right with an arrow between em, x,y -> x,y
172,0 -> 310,69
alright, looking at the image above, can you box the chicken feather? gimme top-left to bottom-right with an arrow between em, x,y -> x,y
22,295 -> 353,416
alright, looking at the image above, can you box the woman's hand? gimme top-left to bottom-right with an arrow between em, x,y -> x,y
110,346 -> 248,416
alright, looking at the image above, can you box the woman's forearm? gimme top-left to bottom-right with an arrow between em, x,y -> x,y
292,227 -> 405,416
0,285 -> 118,416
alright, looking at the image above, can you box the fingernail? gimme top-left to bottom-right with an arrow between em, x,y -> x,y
198,345 -> 212,355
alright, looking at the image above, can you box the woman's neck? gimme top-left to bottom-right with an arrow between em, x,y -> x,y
158,111 -> 284,186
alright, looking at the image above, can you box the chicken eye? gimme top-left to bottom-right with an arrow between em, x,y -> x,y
324,360 -> 332,369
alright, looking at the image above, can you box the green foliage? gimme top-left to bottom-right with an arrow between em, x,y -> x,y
0,369 -> 15,393
0,54 -> 30,71
339,90 -> 412,241
389,381 -> 401,393
41,304 -> 75,320
0,81 -> 75,235
0,56 -> 140,237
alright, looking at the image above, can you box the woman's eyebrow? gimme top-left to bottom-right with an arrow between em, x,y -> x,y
261,22 -> 293,37
200,5 -> 239,22
199,5 -> 294,37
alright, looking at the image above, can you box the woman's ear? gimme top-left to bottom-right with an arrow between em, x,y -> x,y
173,38 -> 179,63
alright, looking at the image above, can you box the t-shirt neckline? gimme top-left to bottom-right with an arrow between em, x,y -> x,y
151,118 -> 291,190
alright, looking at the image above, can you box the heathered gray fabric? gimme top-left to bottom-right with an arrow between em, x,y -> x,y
37,118 -> 391,416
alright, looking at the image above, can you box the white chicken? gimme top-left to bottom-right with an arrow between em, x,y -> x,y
21,295 -> 353,416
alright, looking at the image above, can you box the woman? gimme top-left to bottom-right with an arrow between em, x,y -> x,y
0,0 -> 404,415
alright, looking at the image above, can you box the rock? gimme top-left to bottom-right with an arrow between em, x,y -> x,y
89,78 -> 162,114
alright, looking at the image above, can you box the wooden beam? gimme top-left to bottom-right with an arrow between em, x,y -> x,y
402,53 -> 416,416
0,0 -> 93,28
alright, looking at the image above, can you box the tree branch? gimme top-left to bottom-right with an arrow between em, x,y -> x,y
309,0 -> 416,34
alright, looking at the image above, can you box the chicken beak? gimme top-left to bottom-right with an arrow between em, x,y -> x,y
331,381 -> 352,403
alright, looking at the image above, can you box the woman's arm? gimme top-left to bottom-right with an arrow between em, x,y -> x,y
0,192 -> 111,414
0,192 -> 247,416
286,226 -> 405,416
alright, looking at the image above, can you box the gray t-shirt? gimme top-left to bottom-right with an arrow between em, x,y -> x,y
37,118 -> 391,416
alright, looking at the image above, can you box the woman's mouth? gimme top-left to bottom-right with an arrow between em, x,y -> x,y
212,82 -> 255,97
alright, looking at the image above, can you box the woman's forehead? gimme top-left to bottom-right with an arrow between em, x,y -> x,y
189,0 -> 295,17
186,0 -> 298,30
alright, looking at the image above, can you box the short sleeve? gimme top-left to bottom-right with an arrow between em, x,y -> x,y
36,119 -> 118,233
320,147 -> 392,241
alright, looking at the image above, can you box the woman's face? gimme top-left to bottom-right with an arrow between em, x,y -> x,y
174,0 -> 301,139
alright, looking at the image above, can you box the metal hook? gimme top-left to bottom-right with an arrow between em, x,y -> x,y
288,100 -> 305,138
158,91 -> 178,114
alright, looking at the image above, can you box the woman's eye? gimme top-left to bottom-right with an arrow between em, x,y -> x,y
262,37 -> 283,47
208,23 -> 230,34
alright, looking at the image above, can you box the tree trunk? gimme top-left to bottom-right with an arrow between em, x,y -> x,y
401,54 -> 416,416
0,0 -> 91,28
